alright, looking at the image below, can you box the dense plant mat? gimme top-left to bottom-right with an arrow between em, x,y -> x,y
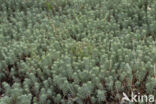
0,0 -> 156,104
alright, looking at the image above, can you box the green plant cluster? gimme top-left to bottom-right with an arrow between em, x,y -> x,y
0,0 -> 156,104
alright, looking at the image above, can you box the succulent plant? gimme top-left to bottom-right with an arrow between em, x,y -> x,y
0,0 -> 155,104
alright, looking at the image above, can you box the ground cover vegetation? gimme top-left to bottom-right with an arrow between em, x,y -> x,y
0,0 -> 156,104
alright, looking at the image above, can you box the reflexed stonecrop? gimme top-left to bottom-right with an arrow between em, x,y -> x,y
0,0 -> 155,104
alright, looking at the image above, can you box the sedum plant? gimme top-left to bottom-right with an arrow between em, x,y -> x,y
0,0 -> 156,104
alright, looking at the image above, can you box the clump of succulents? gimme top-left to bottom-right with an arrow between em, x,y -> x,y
0,0 -> 156,104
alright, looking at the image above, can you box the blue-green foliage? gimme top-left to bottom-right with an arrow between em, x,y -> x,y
0,0 -> 156,104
